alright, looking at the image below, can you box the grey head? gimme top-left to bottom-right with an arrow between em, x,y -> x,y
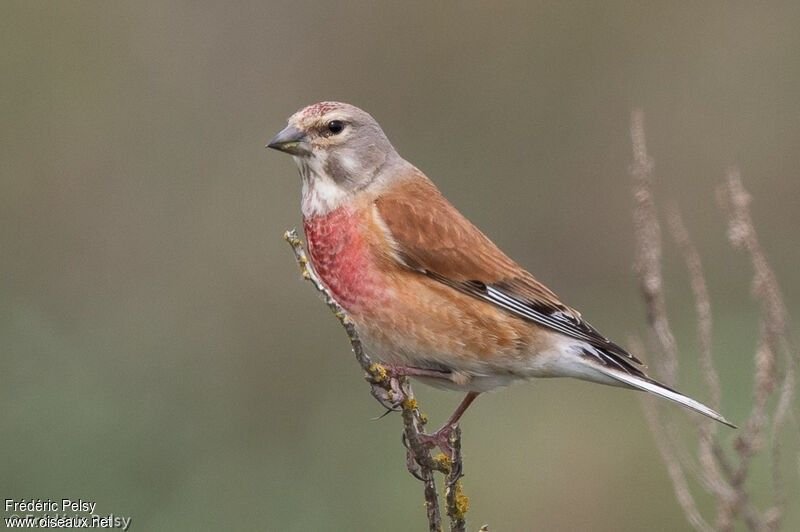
267,102 -> 409,206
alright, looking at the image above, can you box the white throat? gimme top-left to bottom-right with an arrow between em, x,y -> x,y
295,155 -> 352,218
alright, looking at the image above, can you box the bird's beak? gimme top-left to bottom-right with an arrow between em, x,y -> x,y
267,125 -> 310,156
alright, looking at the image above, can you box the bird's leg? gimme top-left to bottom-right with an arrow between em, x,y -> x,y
366,364 -> 453,412
403,391 -> 480,482
418,391 -> 480,461
365,365 -> 477,479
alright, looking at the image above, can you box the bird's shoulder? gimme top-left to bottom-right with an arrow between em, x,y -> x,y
372,171 -> 570,314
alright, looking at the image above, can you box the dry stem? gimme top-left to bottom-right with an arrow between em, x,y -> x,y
629,111 -> 797,531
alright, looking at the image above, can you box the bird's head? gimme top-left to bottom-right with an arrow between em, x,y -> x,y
268,102 -> 407,216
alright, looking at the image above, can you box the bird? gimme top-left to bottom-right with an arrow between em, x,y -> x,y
267,101 -> 735,450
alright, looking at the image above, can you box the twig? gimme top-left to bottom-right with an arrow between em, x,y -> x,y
284,229 -> 469,532
666,206 -> 721,411
630,111 -> 712,532
630,335 -> 713,532
629,112 -> 798,532
631,109 -> 680,387
666,207 -> 735,505
716,168 -> 797,531
444,425 -> 468,532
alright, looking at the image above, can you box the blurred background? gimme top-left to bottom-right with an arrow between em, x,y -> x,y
2,1 -> 798,530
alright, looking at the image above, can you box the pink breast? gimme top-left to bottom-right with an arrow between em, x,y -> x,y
304,207 -> 385,311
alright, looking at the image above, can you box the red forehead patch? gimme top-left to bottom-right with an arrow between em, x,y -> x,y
301,101 -> 344,119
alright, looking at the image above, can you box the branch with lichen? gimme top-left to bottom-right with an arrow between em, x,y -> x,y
629,111 -> 797,532
284,229 -> 473,532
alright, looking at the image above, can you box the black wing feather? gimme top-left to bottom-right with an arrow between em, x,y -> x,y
427,273 -> 643,367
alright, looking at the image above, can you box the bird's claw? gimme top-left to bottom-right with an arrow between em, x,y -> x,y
402,432 -> 432,481
368,375 -> 406,413
405,448 -> 426,481
367,366 -> 466,482
402,424 -> 464,482
446,458 -> 464,486
418,424 -> 455,453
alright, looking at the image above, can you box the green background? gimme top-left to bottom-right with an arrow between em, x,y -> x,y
2,2 -> 798,530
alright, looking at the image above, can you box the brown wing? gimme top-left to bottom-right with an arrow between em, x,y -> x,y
375,173 -> 641,365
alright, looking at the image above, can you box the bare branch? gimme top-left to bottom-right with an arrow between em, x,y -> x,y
630,112 -> 711,531
666,206 -> 721,411
633,338 -> 714,532
666,207 -> 735,506
444,426 -> 468,532
717,169 -> 797,531
631,109 -> 680,386
630,114 -> 798,532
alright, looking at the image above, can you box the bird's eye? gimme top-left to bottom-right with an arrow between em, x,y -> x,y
326,120 -> 345,135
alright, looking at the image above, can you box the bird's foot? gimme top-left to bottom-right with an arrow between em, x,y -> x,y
403,439 -> 425,481
419,423 -> 458,461
403,422 -> 463,482
367,373 -> 407,413
366,364 -> 451,414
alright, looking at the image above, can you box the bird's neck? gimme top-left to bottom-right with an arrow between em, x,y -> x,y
300,176 -> 353,218
295,151 -> 353,218
297,151 -> 412,218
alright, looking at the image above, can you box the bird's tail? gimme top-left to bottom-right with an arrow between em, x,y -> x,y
589,360 -> 737,428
